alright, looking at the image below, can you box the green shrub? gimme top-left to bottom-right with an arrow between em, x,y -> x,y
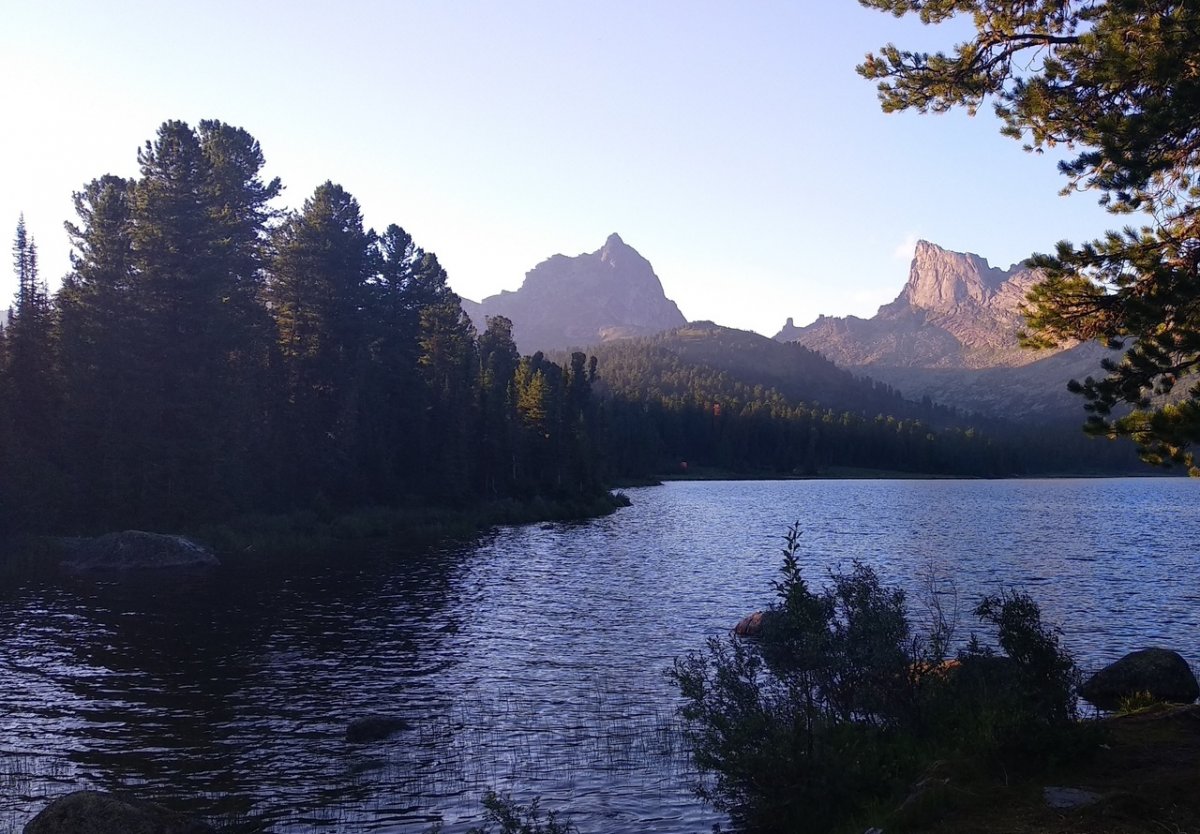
1117,689 -> 1161,715
670,523 -> 1086,834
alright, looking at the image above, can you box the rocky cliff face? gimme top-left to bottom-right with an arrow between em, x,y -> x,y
778,240 -> 1049,370
461,234 -> 687,354
775,240 -> 1111,420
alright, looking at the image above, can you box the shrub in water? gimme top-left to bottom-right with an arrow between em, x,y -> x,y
434,791 -> 576,834
670,523 -> 1084,834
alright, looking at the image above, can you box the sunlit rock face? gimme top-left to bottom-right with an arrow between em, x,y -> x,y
774,241 -> 1110,420
460,233 -> 687,354
777,240 -> 1052,370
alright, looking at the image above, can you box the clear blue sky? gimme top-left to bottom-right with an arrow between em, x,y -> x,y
0,1 -> 1119,336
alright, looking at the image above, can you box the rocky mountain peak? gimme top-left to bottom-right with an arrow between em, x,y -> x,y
775,240 -> 1053,371
900,240 -> 1014,313
770,239 -> 1105,420
460,234 -> 687,353
598,232 -> 644,269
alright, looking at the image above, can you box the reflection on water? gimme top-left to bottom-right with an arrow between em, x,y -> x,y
3,479 -> 1200,832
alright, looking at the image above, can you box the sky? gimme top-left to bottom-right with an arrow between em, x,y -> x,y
0,1 -> 1122,337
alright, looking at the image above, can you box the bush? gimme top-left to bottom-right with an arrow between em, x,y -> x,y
670,523 -> 1085,834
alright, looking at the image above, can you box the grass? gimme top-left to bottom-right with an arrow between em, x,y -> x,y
189,491 -> 632,561
0,491 -> 632,573
859,704 -> 1200,834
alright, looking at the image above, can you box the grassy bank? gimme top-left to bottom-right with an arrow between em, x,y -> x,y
865,703 -> 1200,834
189,491 -> 631,561
0,491 -> 631,575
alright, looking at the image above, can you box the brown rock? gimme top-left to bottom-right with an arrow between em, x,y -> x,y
733,611 -> 765,638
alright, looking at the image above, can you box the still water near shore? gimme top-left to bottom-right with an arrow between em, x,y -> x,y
3,478 -> 1200,833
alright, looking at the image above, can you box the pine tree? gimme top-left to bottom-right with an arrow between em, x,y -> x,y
268,181 -> 373,503
859,0 -> 1200,471
58,175 -> 141,524
1,216 -> 63,530
5,216 -> 56,438
478,315 -> 521,496
417,277 -> 479,499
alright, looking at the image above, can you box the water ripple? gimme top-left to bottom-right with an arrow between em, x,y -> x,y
3,478 -> 1200,832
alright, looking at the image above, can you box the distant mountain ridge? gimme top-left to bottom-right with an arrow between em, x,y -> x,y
774,240 -> 1111,420
460,233 -> 686,354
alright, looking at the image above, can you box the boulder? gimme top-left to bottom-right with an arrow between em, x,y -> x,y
23,790 -> 214,834
733,611 -> 765,638
1080,647 -> 1199,711
346,715 -> 409,743
61,531 -> 219,573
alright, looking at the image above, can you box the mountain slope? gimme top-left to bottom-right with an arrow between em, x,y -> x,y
461,233 -> 686,354
592,321 -> 966,428
775,241 -> 1114,420
585,322 -> 1139,477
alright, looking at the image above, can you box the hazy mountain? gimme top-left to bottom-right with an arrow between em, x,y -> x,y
461,233 -> 687,354
775,240 -> 1114,420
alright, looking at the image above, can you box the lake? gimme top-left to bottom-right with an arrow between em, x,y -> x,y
3,478 -> 1200,833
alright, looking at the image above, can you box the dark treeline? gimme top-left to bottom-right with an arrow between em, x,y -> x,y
0,120 -> 1145,538
0,120 -> 602,535
585,325 -> 1143,479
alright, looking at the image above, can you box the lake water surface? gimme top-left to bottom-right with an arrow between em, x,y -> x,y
3,479 -> 1200,833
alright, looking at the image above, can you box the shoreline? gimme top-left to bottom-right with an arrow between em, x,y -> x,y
0,491 -> 632,576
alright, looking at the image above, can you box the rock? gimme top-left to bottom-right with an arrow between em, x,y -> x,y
346,715 -> 409,743
1044,786 -> 1103,809
1080,647 -> 1199,711
772,239 -> 1109,422
733,611 -> 765,638
462,233 -> 688,354
23,790 -> 214,834
61,531 -> 219,573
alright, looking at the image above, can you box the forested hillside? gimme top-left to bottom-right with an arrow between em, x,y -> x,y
585,323 -> 1142,479
0,121 -> 604,535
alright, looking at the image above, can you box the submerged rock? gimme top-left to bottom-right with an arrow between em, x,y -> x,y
1080,647 -> 1199,711
346,715 -> 409,743
23,790 -> 214,834
61,531 -> 219,573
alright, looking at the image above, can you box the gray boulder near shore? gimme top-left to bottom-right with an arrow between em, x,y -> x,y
60,531 -> 219,572
23,790 -> 214,834
1080,647 -> 1199,711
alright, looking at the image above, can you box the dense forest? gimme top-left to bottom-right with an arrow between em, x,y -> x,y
0,120 -> 602,535
584,324 -> 1143,479
0,120 -> 1144,537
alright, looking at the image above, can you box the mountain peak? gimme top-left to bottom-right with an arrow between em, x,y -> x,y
775,240 -> 1052,371
901,241 -> 1008,312
600,232 -> 643,268
466,234 -> 687,353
